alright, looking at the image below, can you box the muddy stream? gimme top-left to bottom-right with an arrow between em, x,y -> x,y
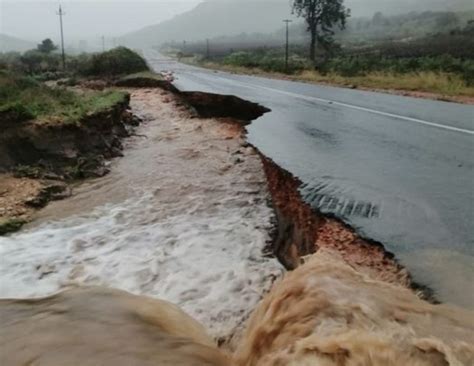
2,86 -> 474,366
0,89 -> 283,344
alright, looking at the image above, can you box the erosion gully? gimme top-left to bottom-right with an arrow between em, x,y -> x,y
0,82 -> 458,346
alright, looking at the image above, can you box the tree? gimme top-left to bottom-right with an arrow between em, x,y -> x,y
372,12 -> 384,27
293,0 -> 349,62
37,39 -> 57,54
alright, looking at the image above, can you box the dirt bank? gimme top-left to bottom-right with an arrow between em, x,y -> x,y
169,82 -> 413,291
260,155 -> 412,288
0,175 -> 70,234
0,87 -> 282,349
0,93 -> 132,178
0,92 -> 143,235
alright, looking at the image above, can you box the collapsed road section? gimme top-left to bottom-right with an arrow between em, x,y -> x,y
1,80 -> 473,366
172,82 -> 422,296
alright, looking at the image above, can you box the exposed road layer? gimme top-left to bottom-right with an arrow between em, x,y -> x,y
147,52 -> 474,309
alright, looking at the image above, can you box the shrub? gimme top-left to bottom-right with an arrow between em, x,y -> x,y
223,50 -> 306,74
81,47 -> 149,77
0,218 -> 26,235
462,63 -> 474,86
19,50 -> 62,74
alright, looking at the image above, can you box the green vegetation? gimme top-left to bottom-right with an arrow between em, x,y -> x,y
340,10 -> 474,44
115,71 -> 167,88
0,71 -> 128,125
293,0 -> 349,61
298,70 -> 473,97
36,38 -> 57,54
0,218 -> 26,236
118,71 -> 164,82
0,44 -> 149,79
80,47 -> 149,77
181,17 -> 474,99
196,60 -> 474,98
217,49 -> 474,89
222,50 -> 309,74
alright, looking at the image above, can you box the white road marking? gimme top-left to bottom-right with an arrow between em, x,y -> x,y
206,73 -> 474,136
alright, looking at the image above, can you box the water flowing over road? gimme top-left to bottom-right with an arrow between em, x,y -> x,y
147,52 -> 474,308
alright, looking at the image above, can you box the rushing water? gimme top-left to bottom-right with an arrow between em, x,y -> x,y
0,89 -> 282,341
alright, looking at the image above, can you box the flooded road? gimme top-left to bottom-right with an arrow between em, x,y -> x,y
147,53 -> 474,308
0,89 -> 282,342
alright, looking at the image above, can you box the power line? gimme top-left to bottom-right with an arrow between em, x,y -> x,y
283,19 -> 292,73
56,5 -> 66,70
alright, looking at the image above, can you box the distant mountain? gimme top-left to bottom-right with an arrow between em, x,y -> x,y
0,34 -> 35,53
119,0 -> 295,48
120,0 -> 474,48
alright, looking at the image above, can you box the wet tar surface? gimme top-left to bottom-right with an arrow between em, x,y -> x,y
148,52 -> 474,309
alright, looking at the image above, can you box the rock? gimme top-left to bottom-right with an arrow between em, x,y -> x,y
237,138 -> 250,148
43,172 -> 64,181
231,156 -> 244,165
25,182 -> 71,208
36,264 -> 56,279
243,147 -> 255,156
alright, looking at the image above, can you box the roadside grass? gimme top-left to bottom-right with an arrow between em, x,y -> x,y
0,218 -> 26,236
188,59 -> 474,99
0,72 -> 128,125
298,70 -> 474,97
118,71 -> 164,82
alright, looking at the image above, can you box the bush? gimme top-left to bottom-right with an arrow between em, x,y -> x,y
223,50 -> 307,74
462,63 -> 474,86
320,54 -> 474,83
19,50 -> 61,74
81,47 -> 149,77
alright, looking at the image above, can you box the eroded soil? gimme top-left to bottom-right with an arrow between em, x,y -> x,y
0,175 -> 42,224
0,88 -> 282,347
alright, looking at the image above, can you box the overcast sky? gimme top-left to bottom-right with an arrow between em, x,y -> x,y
1,0 -> 473,47
0,0 -> 201,44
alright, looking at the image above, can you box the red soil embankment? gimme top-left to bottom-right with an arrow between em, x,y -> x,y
260,155 -> 411,289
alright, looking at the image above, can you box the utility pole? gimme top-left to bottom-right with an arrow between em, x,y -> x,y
206,38 -> 210,59
283,19 -> 292,73
56,5 -> 66,70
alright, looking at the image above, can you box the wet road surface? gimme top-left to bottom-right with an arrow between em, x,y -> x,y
147,52 -> 474,308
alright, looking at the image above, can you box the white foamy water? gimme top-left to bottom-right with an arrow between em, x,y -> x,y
0,89 -> 283,340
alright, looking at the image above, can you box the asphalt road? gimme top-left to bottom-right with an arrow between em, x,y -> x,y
146,52 -> 474,309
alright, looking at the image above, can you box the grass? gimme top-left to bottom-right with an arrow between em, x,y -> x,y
0,218 -> 26,236
118,71 -> 164,81
297,70 -> 474,97
189,59 -> 474,99
0,72 -> 128,125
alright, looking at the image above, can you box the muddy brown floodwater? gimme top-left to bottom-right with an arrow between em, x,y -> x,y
0,88 -> 282,347
2,85 -> 474,366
